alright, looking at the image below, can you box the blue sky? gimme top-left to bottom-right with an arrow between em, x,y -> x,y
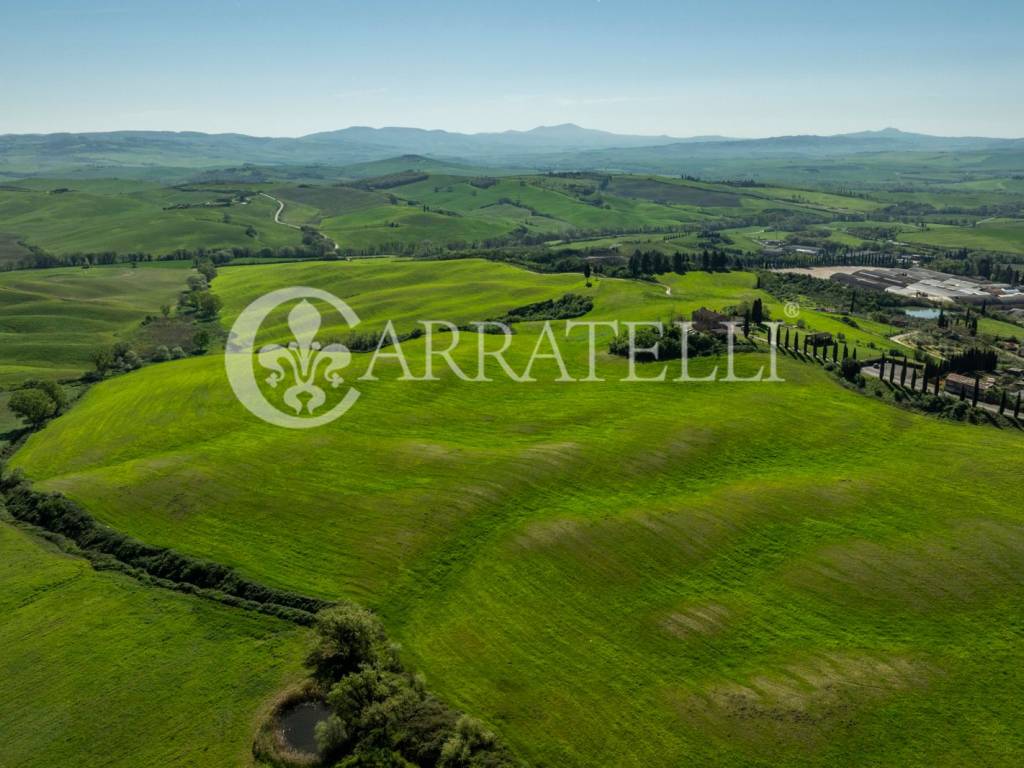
2,0 -> 1022,137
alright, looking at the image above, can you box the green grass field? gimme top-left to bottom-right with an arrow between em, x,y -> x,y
0,263 -> 192,387
898,219 -> 1024,255
0,520 -> 307,768
12,259 -> 1024,767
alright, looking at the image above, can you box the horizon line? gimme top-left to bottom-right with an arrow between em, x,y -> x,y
3,123 -> 1023,142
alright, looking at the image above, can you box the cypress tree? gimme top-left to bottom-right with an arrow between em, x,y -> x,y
832,342 -> 838,362
999,390 -> 1007,415
911,368 -> 918,391
972,377 -> 980,407
1015,391 -> 1021,419
878,354 -> 885,379
843,344 -> 849,360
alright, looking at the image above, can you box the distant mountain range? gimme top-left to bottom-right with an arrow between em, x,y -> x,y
2,123 -> 1022,178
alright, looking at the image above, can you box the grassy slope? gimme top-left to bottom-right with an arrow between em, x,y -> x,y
313,174 -> 824,252
898,219 -> 1024,254
12,260 -> 1024,767
0,232 -> 31,267
0,263 -> 191,387
0,521 -> 307,768
0,181 -> 303,254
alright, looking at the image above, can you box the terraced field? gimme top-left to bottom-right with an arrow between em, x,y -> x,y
0,520 -> 307,768
11,258 -> 1024,768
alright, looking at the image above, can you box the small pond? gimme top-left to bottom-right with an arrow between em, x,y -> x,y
904,307 -> 942,319
279,700 -> 331,756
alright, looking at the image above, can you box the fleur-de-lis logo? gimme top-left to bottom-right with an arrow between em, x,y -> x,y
257,300 -> 351,415
225,287 -> 361,429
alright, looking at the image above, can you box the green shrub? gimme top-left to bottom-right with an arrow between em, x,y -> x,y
8,389 -> 56,427
309,605 -> 388,681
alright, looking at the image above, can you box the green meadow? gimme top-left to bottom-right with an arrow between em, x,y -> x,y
898,219 -> 1024,255
0,180 -> 303,255
0,263 -> 191,387
12,258 -> 1024,767
0,520 -> 307,768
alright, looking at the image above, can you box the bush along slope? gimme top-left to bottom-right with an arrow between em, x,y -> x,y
0,466 -> 328,623
491,293 -> 594,324
271,605 -> 518,768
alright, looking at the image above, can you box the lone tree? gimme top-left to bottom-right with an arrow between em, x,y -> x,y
92,348 -> 114,377
583,262 -> 592,281
9,388 -> 57,428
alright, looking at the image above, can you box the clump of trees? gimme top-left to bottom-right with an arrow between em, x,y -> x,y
152,345 -> 187,362
178,261 -> 223,320
625,249 -> 727,277
302,605 -> 516,767
943,347 -> 998,374
90,342 -> 142,378
608,324 -> 721,362
494,293 -> 594,323
7,379 -> 67,428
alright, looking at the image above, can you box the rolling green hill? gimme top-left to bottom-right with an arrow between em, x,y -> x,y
0,263 -> 192,387
3,168 -> 1021,269
0,180 -> 303,256
11,258 -> 1024,767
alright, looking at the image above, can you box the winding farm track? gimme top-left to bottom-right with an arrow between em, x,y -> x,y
259,192 -> 339,251
260,192 -> 297,229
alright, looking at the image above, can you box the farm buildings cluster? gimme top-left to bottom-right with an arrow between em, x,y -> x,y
829,267 -> 1024,306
